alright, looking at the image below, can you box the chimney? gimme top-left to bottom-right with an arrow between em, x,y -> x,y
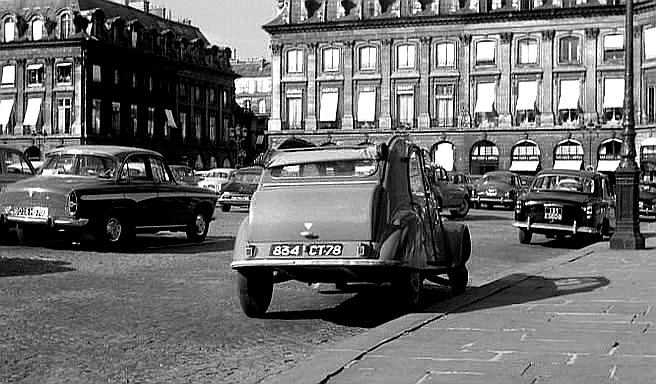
144,1 -> 150,13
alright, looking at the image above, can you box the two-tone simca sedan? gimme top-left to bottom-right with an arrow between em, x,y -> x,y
218,166 -> 263,212
231,136 -> 472,317
473,171 -> 524,210
513,169 -> 616,244
0,145 -> 218,248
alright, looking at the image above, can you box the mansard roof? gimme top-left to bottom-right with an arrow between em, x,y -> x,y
231,59 -> 271,78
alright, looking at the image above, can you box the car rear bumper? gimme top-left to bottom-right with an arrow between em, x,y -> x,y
231,259 -> 404,268
475,196 -> 514,205
1,214 -> 89,228
512,219 -> 598,234
219,199 -> 251,207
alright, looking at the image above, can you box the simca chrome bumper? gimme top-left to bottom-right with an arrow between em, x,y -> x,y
231,259 -> 404,269
512,218 -> 597,234
1,214 -> 89,228
476,196 -> 514,205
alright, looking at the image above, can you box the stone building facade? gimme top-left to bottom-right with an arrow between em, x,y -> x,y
264,0 -> 656,175
0,0 -> 239,169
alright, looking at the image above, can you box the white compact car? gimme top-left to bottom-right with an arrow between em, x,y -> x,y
197,168 -> 236,194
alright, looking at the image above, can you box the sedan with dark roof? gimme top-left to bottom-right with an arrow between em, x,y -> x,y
473,171 -> 523,210
0,145 -> 217,248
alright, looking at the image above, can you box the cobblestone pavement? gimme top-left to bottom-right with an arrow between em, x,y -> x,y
1,210 -> 636,384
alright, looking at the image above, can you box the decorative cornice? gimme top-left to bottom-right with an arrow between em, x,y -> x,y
633,25 -> 642,38
270,42 -> 283,54
541,30 -> 555,42
459,33 -> 472,45
420,36 -> 431,45
382,38 -> 393,47
500,32 -> 513,44
344,40 -> 355,48
585,27 -> 599,39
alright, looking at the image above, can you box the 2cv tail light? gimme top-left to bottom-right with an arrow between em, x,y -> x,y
245,245 -> 257,259
66,191 -> 78,216
583,204 -> 594,220
357,242 -> 377,258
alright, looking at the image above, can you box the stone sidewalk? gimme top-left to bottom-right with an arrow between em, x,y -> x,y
262,235 -> 656,384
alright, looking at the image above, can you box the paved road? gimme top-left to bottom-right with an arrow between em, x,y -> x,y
0,208 -> 629,384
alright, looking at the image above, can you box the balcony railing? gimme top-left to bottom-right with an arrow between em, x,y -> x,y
318,121 -> 342,130
281,121 -> 305,130
356,121 -> 379,129
430,117 -> 458,128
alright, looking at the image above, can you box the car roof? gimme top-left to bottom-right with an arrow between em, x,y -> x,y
207,168 -> 235,172
0,145 -> 26,155
536,168 -> 600,178
45,145 -> 162,160
483,171 -> 518,176
267,145 -> 379,168
235,166 -> 263,174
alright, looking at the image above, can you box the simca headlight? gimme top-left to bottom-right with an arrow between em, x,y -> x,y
66,191 -> 78,216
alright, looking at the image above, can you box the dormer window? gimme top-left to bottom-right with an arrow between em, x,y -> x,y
322,48 -> 340,72
32,19 -> 43,41
397,44 -> 416,69
4,19 -> 15,42
603,34 -> 624,62
60,14 -> 71,39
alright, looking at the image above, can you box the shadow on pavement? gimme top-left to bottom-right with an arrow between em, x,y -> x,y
0,257 -> 75,277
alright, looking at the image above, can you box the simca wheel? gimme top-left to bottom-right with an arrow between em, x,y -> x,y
450,198 -> 470,218
186,211 -> 210,242
220,204 -> 231,212
448,266 -> 468,296
237,269 -> 273,318
518,229 -> 532,244
392,270 -> 423,308
99,213 -> 133,249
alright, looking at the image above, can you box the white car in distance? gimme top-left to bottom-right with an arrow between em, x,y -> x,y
197,168 -> 236,195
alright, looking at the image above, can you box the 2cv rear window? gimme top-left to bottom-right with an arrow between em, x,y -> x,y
269,159 -> 377,179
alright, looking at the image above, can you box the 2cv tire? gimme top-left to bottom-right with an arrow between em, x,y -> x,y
519,229 -> 533,244
238,269 -> 274,318
448,266 -> 469,296
392,269 -> 423,309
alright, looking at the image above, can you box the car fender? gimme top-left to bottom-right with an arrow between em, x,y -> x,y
378,210 -> 429,269
232,216 -> 250,263
436,222 -> 471,268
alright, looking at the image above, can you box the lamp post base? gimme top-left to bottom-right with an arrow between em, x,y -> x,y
610,232 -> 645,250
610,161 -> 645,250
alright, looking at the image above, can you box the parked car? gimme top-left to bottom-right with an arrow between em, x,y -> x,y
231,136 -> 472,317
169,165 -> 199,185
218,166 -> 263,212
473,171 -> 523,210
0,145 -> 218,248
639,180 -> 656,220
1,145 -> 36,188
451,172 -> 475,198
513,169 -> 616,244
426,165 -> 470,218
197,168 -> 236,195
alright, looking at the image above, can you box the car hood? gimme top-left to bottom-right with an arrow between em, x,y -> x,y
222,181 -> 259,194
476,182 -> 513,194
246,182 -> 379,242
4,175 -> 113,195
519,191 -> 592,205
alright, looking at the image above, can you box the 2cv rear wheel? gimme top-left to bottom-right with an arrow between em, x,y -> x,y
448,266 -> 469,296
392,269 -> 423,309
237,269 -> 274,318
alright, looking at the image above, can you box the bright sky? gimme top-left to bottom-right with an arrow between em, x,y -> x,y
159,0 -> 278,59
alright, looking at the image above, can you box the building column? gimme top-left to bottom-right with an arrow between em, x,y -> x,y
73,56 -> 83,136
584,28 -> 599,125
541,30 -> 555,126
268,42 -> 283,132
305,42 -> 318,131
498,33 -> 513,127
380,38 -> 392,130
342,40 -> 355,130
458,34 -> 471,129
44,58 -> 54,135
15,59 -> 26,136
418,37 -> 431,130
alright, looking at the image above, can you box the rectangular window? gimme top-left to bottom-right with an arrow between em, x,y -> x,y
520,0 -> 534,10
436,42 -> 456,67
56,98 -> 72,134
397,93 -> 415,127
647,86 -> 655,123
1,65 -> 15,87
209,88 -> 217,106
287,50 -> 304,73
286,96 -> 303,129
558,79 -> 581,125
561,0 -> 576,7
130,104 -> 138,136
559,37 -> 580,64
92,99 -> 101,134
322,48 -> 340,72
434,85 -> 454,127
209,112 -> 216,142
56,63 -> 72,84
518,40 -> 538,64
359,46 -> 377,70
147,107 -> 155,137
112,102 -> 121,135
194,112 -> 202,140
180,111 -> 187,141
26,64 -> 44,86
92,65 -> 102,83
397,45 -> 416,69
478,0 -> 492,12
603,34 -> 625,62
603,78 -> 624,123
475,41 -> 496,65
4,20 -> 15,42
645,27 -> 656,60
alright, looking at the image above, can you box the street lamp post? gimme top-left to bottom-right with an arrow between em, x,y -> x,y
610,0 -> 645,249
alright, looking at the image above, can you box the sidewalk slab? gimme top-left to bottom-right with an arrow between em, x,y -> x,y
261,236 -> 656,384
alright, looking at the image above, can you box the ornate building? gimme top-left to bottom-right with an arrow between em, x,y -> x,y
264,0 -> 656,175
0,0 -> 239,169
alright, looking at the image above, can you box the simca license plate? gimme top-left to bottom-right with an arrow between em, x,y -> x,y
270,243 -> 344,257
545,206 -> 562,221
14,206 -> 49,218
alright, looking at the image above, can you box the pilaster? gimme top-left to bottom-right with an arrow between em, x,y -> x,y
380,38 -> 392,130
44,57 -> 55,135
541,30 -> 555,126
305,42 -> 318,131
418,36 -> 431,130
73,56 -> 82,136
498,32 -> 512,127
342,40 -> 355,130
458,34 -> 471,128
584,27 -> 599,125
15,59 -> 26,135
268,42 -> 282,132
